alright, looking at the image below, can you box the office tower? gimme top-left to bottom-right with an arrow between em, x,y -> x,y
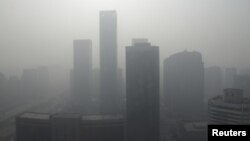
71,39 -> 92,114
224,68 -> 237,89
7,76 -> 21,104
36,66 -> 49,94
51,114 -> 81,141
163,50 -> 204,119
208,88 -> 250,124
0,72 -> 6,110
81,115 -> 124,141
16,113 -> 51,141
117,68 -> 126,113
126,39 -> 159,141
21,69 -> 39,100
239,68 -> 250,76
99,10 -> 120,114
204,66 -> 223,102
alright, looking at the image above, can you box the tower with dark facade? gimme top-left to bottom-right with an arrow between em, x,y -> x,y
99,11 -> 120,114
126,39 -> 159,141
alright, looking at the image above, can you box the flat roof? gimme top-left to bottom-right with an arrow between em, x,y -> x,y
19,113 -> 50,120
82,114 -> 123,121
183,121 -> 207,132
52,113 -> 81,119
210,96 -> 250,104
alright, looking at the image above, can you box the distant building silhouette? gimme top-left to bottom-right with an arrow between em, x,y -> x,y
208,88 -> 250,124
0,72 -> 7,110
239,68 -> 250,76
204,66 -> 223,102
163,50 -> 204,119
126,39 -> 159,141
99,11 -> 121,114
16,113 -> 124,141
71,39 -> 92,114
36,66 -> 49,94
234,75 -> 250,98
224,68 -> 237,89
21,69 -> 39,99
7,76 -> 21,104
21,67 -> 50,101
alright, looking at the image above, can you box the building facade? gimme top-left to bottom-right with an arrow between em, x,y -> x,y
163,50 -> 204,119
99,10 -> 121,114
16,113 -> 124,141
71,39 -> 92,114
126,39 -> 159,141
208,88 -> 250,124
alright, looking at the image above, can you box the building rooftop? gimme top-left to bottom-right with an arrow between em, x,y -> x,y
210,88 -> 250,104
52,113 -> 81,119
82,114 -> 123,121
183,121 -> 207,132
19,113 -> 50,120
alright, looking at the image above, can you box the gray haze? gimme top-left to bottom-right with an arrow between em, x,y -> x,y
1,0 -> 250,76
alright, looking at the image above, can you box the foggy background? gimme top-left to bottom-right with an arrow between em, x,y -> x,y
0,0 -> 250,78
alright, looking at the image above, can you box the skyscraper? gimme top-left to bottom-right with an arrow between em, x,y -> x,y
126,39 -> 159,141
71,39 -> 92,114
163,50 -> 204,119
99,11 -> 120,114
204,66 -> 223,102
224,67 -> 237,89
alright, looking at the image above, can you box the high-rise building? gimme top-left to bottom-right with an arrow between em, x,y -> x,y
224,68 -> 237,89
163,50 -> 204,119
99,10 -> 120,114
126,39 -> 159,141
204,66 -> 223,102
36,66 -> 49,94
0,72 -> 7,108
21,69 -> 39,100
208,88 -> 250,124
71,39 -> 92,114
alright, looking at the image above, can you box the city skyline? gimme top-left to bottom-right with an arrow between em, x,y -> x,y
1,0 -> 250,76
0,1 -> 250,141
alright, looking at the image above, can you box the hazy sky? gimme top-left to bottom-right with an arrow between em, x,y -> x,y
0,0 -> 250,76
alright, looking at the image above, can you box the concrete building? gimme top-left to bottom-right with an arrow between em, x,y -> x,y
208,88 -> 250,124
224,68 -> 237,89
51,113 -> 81,141
71,39 -> 92,114
126,39 -> 159,141
163,50 -> 204,119
204,66 -> 223,102
16,113 -> 124,141
99,10 -> 121,114
16,113 -> 51,141
81,114 -> 124,141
